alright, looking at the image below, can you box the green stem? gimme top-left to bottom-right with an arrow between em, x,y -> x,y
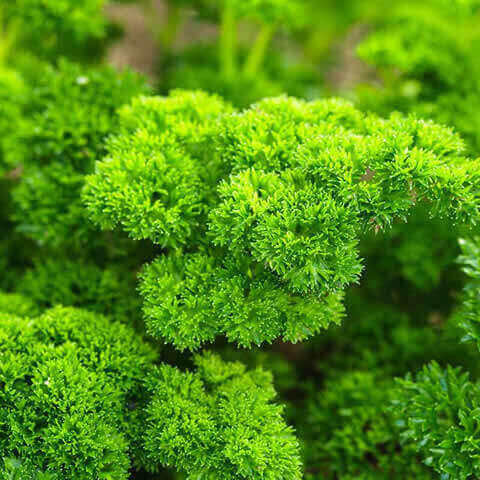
0,10 -> 17,65
161,3 -> 183,52
219,2 -> 237,78
243,23 -> 275,77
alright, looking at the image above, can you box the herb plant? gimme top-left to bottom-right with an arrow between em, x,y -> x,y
3,1 -> 480,479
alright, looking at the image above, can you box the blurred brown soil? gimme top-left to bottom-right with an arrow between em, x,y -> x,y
106,2 -> 159,78
326,23 -> 376,93
106,1 -> 216,80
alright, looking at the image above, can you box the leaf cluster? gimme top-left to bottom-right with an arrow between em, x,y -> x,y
142,352 -> 302,479
11,59 -> 150,247
85,91 -> 480,349
0,306 -> 157,479
394,362 -> 480,480
84,91 -> 232,248
304,370 -> 433,479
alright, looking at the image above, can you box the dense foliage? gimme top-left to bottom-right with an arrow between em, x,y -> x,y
0,306 -> 156,479
143,352 -> 302,479
84,93 -> 480,350
2,1 -> 480,479
10,59 -> 150,247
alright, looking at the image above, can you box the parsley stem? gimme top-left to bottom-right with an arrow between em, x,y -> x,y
220,2 -> 237,77
243,23 -> 275,77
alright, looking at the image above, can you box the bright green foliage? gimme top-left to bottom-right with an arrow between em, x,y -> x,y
209,169 -> 360,295
3,0 -> 115,62
322,0 -> 480,308
394,362 -> 480,480
0,291 -> 40,317
348,1 -> 480,299
357,0 -> 480,153
139,252 -> 345,349
11,60 -> 150,247
304,371 -> 433,479
142,352 -> 302,479
17,258 -> 141,324
1,457 -> 47,480
0,306 -> 156,479
213,99 -> 478,228
83,91 -> 231,248
87,93 -> 480,349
